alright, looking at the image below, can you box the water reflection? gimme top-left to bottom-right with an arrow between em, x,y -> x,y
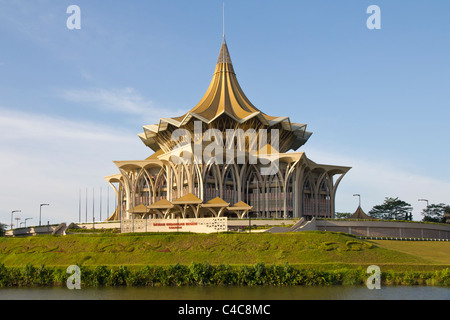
0,286 -> 449,300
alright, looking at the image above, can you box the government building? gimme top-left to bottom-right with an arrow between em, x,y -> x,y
104,38 -> 351,224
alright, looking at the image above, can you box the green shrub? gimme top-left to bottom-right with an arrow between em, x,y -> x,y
108,266 -> 129,286
189,262 -> 214,285
166,264 -> 189,286
92,265 -> 110,286
237,265 -> 256,286
0,264 -> 11,287
432,268 -> 450,286
253,262 -> 267,285
0,263 -> 447,288
22,264 -> 36,286
340,268 -> 365,286
213,264 -> 237,285
35,265 -> 54,286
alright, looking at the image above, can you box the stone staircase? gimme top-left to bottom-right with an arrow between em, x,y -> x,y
265,217 -> 318,233
52,223 -> 68,235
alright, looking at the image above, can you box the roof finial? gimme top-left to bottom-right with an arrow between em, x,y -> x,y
222,2 -> 226,42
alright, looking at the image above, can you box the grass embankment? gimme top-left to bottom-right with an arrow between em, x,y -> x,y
0,231 -> 448,270
1,231 -> 449,287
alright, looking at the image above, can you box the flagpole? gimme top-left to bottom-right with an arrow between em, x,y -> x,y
78,189 -> 81,223
107,187 -> 110,221
92,187 -> 95,224
85,188 -> 88,223
100,187 -> 102,222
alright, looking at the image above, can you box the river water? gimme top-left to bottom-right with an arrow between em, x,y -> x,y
0,285 -> 448,300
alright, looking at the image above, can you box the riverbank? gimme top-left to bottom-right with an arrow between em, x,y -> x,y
1,231 -> 449,268
0,263 -> 449,287
1,231 -> 449,287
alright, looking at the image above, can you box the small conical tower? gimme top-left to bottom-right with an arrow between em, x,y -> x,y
350,205 -> 374,220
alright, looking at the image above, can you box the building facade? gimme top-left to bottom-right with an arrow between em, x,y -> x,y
105,39 -> 350,221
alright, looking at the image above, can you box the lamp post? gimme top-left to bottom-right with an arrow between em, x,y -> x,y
24,218 -> 32,228
353,194 -> 361,207
39,204 -> 50,226
15,217 -> 21,229
418,199 -> 429,222
11,210 -> 21,230
418,199 -> 429,207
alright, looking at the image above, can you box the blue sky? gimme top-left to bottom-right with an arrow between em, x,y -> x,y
0,0 -> 449,226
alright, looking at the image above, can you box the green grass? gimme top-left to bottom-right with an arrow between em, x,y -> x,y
371,240 -> 450,265
1,231 -> 448,271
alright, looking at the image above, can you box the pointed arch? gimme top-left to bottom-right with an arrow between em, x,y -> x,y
265,170 -> 284,218
192,164 -> 203,200
221,163 -> 238,205
134,169 -> 152,206
154,170 -> 168,203
179,163 -> 190,197
244,164 -> 263,217
203,163 -> 221,202
317,174 -> 332,217
302,171 -> 314,218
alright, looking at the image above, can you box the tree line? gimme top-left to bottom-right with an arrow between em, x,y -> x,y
337,197 -> 450,223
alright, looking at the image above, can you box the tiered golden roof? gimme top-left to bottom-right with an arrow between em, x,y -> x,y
139,39 -> 312,152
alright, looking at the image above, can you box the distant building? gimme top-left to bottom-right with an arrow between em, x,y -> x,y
105,39 -> 350,221
350,206 -> 374,220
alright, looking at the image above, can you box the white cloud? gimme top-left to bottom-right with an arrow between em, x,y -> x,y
0,108 -> 130,142
305,147 -> 450,220
60,87 -> 152,115
59,87 -> 183,122
0,108 -> 150,226
0,85 -> 186,226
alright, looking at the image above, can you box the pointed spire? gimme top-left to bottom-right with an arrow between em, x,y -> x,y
216,39 -> 232,65
222,2 -> 226,41
217,3 -> 232,65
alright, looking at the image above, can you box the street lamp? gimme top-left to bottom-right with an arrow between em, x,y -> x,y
39,204 -> 50,226
353,194 -> 361,207
15,217 -> 21,229
11,210 -> 21,230
25,218 -> 32,228
418,199 -> 429,207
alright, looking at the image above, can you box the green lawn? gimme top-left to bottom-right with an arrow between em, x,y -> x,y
371,240 -> 450,265
0,231 -> 448,271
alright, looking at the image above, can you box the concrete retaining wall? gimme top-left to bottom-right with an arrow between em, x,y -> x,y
5,225 -> 59,237
316,220 -> 450,240
6,218 -> 449,239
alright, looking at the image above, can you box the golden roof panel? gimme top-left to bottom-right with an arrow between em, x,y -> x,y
172,193 -> 203,204
202,197 -> 230,207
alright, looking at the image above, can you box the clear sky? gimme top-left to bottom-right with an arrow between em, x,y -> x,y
1,0 -> 449,226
